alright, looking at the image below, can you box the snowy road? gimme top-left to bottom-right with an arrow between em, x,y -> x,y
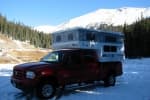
0,58 -> 150,100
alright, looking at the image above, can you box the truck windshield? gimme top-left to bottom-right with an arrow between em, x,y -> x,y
41,52 -> 60,63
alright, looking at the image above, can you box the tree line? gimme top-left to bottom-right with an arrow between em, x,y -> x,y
0,14 -> 52,48
123,17 -> 150,58
90,17 -> 150,58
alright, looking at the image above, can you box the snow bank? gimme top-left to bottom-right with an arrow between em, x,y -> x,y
0,64 -> 16,76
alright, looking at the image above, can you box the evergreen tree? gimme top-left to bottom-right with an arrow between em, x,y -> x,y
0,14 -> 52,48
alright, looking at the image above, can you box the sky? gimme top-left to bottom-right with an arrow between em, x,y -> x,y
0,0 -> 149,27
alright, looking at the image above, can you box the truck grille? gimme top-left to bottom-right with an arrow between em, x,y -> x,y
13,70 -> 25,79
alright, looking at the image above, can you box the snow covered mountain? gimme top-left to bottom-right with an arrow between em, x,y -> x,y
34,7 -> 150,33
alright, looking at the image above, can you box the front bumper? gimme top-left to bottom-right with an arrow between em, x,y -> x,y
11,76 -> 38,91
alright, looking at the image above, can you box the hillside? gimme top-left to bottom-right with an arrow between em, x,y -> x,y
0,33 -> 50,63
0,14 -> 52,48
0,33 -> 35,50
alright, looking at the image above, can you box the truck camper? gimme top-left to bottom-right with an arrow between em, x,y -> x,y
11,27 -> 124,99
52,27 -> 125,62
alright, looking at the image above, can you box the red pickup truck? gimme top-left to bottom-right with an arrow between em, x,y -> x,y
11,48 -> 123,99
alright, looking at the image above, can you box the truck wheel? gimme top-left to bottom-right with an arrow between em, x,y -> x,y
37,81 -> 56,99
104,75 -> 116,87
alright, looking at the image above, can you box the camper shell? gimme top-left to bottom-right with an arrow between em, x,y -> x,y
52,27 -> 124,62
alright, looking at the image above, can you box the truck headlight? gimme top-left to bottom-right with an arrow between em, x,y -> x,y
26,71 -> 35,79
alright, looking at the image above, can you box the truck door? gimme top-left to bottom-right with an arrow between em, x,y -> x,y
82,54 -> 100,81
67,52 -> 82,83
58,52 -> 85,84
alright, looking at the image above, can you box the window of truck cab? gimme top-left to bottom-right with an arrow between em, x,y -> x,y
41,51 -> 60,63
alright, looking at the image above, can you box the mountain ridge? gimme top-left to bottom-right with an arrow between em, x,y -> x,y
34,7 -> 150,33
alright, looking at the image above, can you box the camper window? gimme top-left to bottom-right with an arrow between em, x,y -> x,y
68,33 -> 74,41
56,35 -> 61,42
86,33 -> 95,41
117,37 -> 124,43
105,36 -> 117,43
79,32 -> 86,41
104,46 -> 117,52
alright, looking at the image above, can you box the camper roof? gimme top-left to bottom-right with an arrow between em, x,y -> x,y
52,27 -> 124,36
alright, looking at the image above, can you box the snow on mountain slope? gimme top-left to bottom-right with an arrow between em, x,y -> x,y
57,7 -> 150,30
34,7 -> 150,33
33,25 -> 56,33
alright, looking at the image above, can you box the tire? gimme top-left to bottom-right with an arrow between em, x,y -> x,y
37,81 -> 56,99
104,75 -> 116,87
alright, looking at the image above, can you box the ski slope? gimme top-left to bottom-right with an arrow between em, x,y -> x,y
0,58 -> 150,100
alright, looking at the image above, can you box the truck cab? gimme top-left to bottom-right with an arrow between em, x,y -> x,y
11,48 -> 122,99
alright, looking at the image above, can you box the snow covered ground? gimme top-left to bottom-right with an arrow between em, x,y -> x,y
0,58 -> 150,100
